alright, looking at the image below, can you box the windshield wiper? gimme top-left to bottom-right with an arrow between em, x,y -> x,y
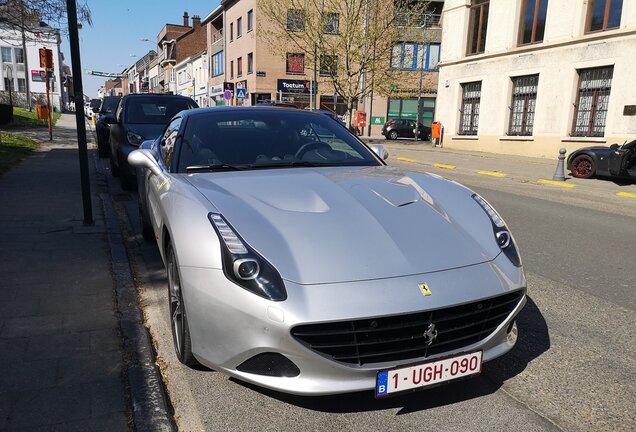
249,160 -> 322,169
186,163 -> 246,172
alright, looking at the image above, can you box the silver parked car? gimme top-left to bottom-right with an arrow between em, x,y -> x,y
129,107 -> 526,397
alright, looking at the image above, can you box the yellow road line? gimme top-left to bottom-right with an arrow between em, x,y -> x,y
433,163 -> 456,169
397,157 -> 417,163
537,179 -> 575,188
617,192 -> 636,199
478,171 -> 507,178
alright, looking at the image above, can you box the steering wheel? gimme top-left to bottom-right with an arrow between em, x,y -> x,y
294,141 -> 332,159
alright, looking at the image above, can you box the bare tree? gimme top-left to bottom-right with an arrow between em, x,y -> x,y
0,0 -> 91,109
258,0 -> 430,125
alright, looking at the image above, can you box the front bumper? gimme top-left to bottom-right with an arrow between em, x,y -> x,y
180,253 -> 526,395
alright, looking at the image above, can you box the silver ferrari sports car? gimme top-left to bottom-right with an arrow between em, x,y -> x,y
129,107 -> 526,397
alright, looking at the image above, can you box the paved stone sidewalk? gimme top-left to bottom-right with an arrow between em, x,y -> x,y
0,114 -> 130,430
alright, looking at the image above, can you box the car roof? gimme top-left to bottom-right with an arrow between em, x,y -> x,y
181,106 -> 326,119
122,93 -> 192,100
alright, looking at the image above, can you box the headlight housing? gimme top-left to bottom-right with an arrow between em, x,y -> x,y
127,131 -> 145,147
472,194 -> 522,267
208,213 -> 287,301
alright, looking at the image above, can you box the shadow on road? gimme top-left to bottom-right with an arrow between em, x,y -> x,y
232,296 -> 550,415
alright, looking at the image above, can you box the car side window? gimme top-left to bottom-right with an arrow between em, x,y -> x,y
161,117 -> 182,171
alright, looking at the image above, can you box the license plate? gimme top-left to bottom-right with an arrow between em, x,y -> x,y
375,351 -> 482,397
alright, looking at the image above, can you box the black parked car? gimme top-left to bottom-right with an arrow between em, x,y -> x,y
567,139 -> 636,180
104,93 -> 198,189
95,96 -> 121,157
382,118 -> 432,141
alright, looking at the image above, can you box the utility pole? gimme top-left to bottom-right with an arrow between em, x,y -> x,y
66,0 -> 93,225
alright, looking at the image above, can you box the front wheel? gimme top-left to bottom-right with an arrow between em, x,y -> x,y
570,154 -> 596,179
167,242 -> 199,367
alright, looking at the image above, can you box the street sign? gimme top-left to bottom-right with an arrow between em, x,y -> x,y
256,71 -> 266,77
236,87 -> 247,99
371,116 -> 385,125
223,90 -> 233,100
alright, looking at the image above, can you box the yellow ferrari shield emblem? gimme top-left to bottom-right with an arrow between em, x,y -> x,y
419,283 -> 432,296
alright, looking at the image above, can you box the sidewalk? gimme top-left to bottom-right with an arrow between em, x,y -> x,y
0,114 -> 129,430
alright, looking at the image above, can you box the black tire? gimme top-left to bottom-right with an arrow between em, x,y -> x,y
118,153 -> 136,190
97,137 -> 110,158
570,154 -> 596,179
389,130 -> 399,140
167,242 -> 199,367
109,152 -> 119,177
139,203 -> 154,242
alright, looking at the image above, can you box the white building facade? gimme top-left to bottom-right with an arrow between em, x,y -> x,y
436,0 -> 636,158
0,25 -> 64,110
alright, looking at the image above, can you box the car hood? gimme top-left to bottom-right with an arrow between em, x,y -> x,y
125,123 -> 166,141
186,166 -> 498,285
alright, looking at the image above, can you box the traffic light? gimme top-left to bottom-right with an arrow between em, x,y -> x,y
38,48 -> 54,69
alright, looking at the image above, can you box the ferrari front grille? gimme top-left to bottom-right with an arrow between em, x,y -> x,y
290,290 -> 524,365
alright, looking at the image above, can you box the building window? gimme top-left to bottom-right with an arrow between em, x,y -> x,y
319,55 -> 338,76
508,75 -> 538,136
4,78 -> 12,91
571,66 -> 613,137
322,12 -> 339,34
247,52 -> 253,74
586,0 -> 623,33
237,57 -> 243,77
459,81 -> 481,135
230,22 -> 234,41
391,43 -> 440,70
18,78 -> 26,92
519,0 -> 548,45
287,9 -> 305,32
212,51 -> 224,77
248,9 -> 253,32
286,53 -> 304,74
1,47 -> 11,63
230,60 -> 234,79
14,48 -> 24,64
467,0 -> 489,55
237,17 -> 243,38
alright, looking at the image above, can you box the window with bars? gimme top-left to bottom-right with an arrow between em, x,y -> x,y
571,66 -> 613,137
508,75 -> 538,136
586,0 -> 623,33
519,0 -> 548,45
467,0 -> 489,55
459,81 -> 481,135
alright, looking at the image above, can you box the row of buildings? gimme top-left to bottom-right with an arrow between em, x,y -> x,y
102,0 -> 635,158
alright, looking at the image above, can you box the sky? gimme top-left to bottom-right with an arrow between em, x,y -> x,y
61,0 -> 220,97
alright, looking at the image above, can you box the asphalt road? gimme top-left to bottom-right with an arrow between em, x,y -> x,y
101,154 -> 636,432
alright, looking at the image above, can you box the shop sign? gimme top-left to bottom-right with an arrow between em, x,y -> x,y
209,84 -> 224,97
371,116 -> 385,125
31,70 -> 51,82
277,79 -> 316,94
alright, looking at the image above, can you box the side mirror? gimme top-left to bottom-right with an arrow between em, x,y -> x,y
609,143 -> 620,150
102,114 -> 117,124
128,149 -> 163,177
370,144 -> 389,160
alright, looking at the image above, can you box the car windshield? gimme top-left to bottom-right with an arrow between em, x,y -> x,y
100,97 -> 120,114
89,100 -> 101,109
177,110 -> 381,172
125,97 -> 195,124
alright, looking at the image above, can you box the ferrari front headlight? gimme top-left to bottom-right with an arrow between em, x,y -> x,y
472,194 -> 522,267
209,213 -> 287,301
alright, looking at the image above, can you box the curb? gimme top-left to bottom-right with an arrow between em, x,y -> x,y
97,163 -> 175,431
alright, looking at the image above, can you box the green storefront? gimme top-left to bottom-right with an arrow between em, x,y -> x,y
387,97 -> 436,127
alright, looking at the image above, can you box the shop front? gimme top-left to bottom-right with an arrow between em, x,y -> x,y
209,83 -> 225,106
277,79 -> 316,109
387,97 -> 436,127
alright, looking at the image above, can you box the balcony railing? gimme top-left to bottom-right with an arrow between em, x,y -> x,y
211,29 -> 223,45
395,12 -> 441,28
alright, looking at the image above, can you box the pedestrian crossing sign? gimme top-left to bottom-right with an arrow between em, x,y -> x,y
236,87 -> 247,99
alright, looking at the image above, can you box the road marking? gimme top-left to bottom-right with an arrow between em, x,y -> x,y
537,179 -> 575,188
617,192 -> 636,199
478,171 -> 507,178
397,157 -> 417,163
433,163 -> 456,169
